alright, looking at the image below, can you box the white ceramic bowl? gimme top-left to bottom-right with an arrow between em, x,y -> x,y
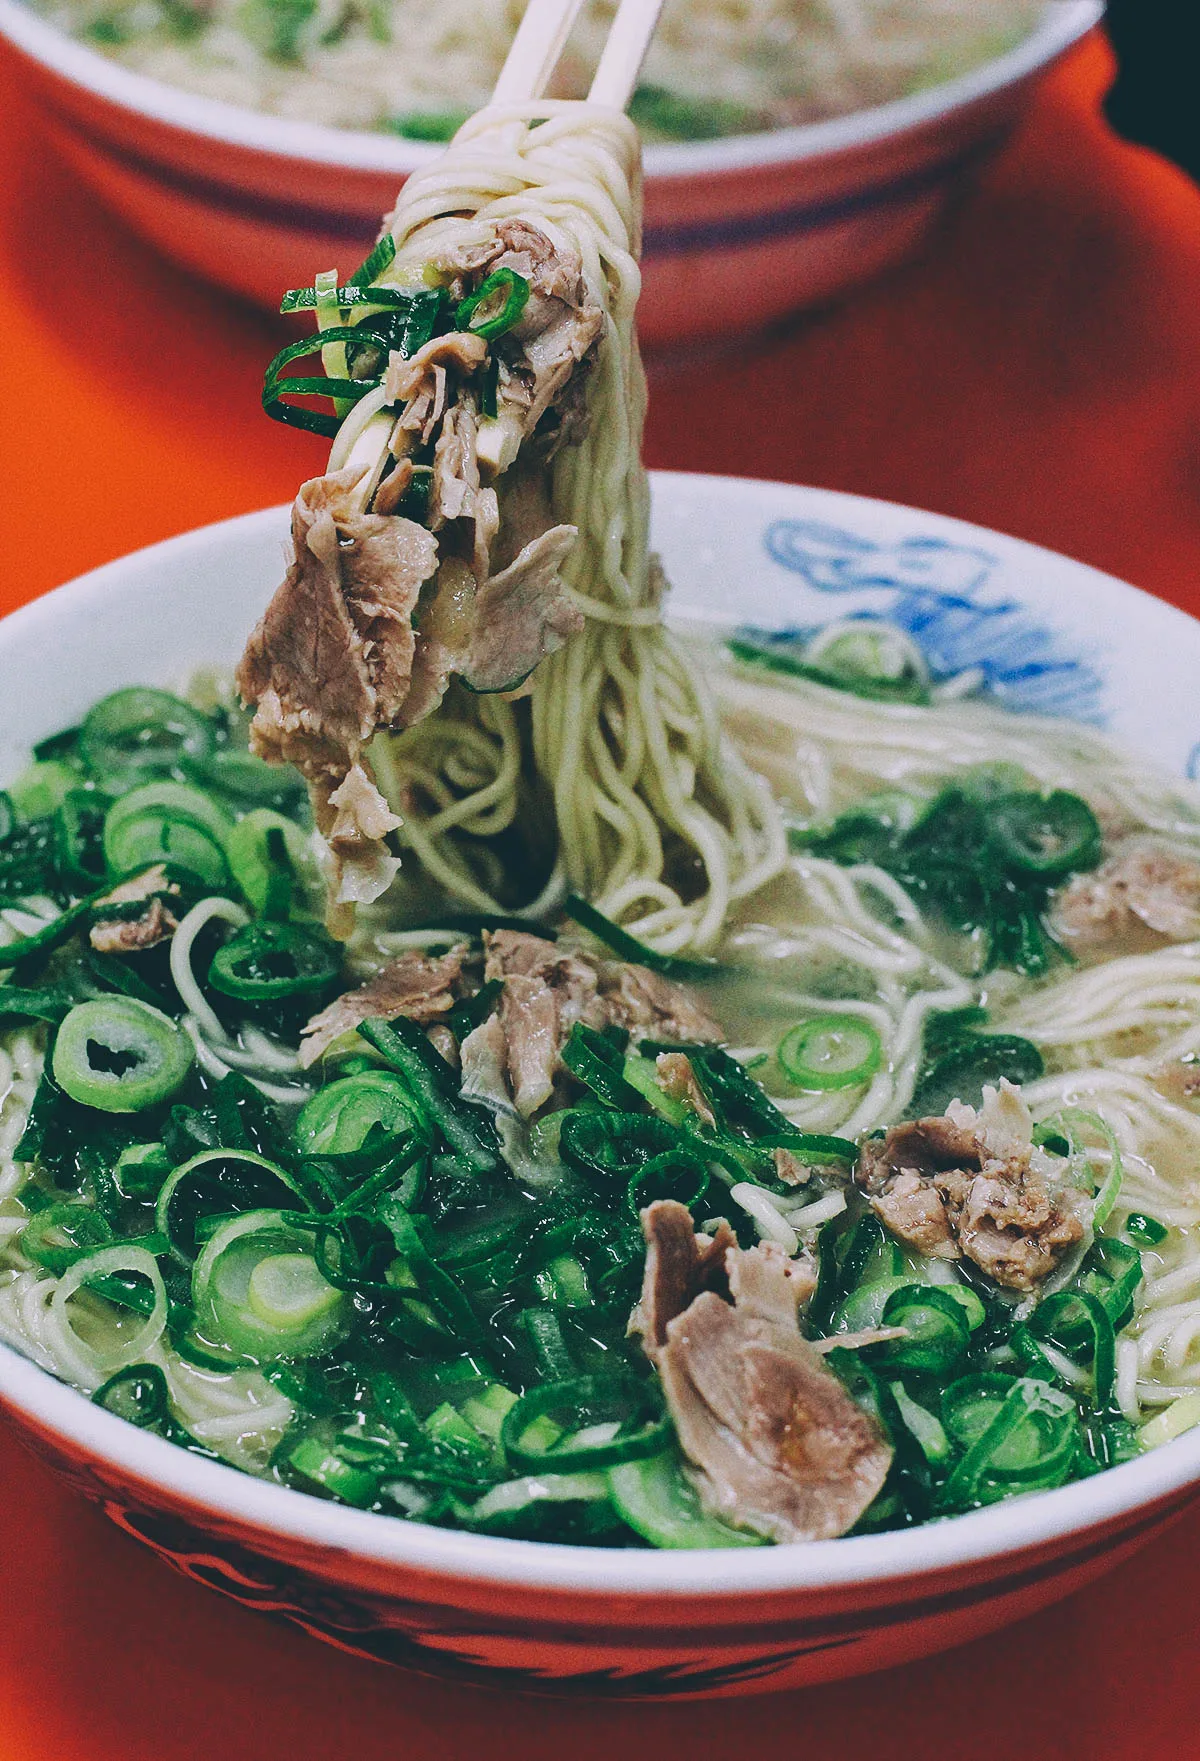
0,1 -> 1100,340
2,469 -> 1198,1701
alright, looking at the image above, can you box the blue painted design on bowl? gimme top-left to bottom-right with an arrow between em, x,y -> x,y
759,517 -> 1106,723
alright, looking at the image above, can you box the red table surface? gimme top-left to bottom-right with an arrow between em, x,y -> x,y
3,30 -> 1200,1760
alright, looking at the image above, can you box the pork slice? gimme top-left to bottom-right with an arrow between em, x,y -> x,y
461,525 -> 582,694
634,1208 -> 889,1542
857,1084 -> 1083,1291
955,1170 -> 1083,1289
498,971 -> 559,1117
237,470 -> 438,917
459,1012 -> 512,1113
632,1199 -> 736,1352
870,1170 -> 958,1260
481,929 -> 607,1117
429,402 -> 499,587
656,1285 -> 891,1544
299,943 -> 467,1067
89,896 -> 178,955
238,468 -> 438,781
312,764 -> 402,917
655,1052 -> 716,1129
601,964 -> 724,1045
1054,837 -> 1200,947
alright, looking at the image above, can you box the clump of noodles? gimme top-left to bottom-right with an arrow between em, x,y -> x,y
360,103 -> 785,951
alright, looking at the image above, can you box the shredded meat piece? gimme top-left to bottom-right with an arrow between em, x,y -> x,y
1152,1059 -> 1200,1104
1054,838 -> 1200,947
298,945 -> 467,1067
426,1024 -> 459,1068
89,896 -> 178,954
461,525 -> 582,693
236,468 -> 438,920
429,401 -> 499,588
482,929 -> 607,1116
427,218 -> 603,451
855,1083 -> 1084,1291
385,331 -> 488,445
655,1052 -> 716,1129
489,220 -> 605,438
635,1201 -> 891,1543
459,1012 -> 512,1113
631,1199 -> 736,1351
772,1147 -> 812,1188
602,964 -> 723,1044
475,931 -> 726,1117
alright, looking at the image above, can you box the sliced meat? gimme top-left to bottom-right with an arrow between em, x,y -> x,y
311,764 -> 402,923
385,331 -> 488,445
1053,838 -> 1200,947
236,469 -> 439,917
89,895 -> 178,955
870,1169 -> 958,1259
238,468 -> 438,780
429,400 -> 499,588
490,220 -> 605,439
630,1199 -> 736,1352
298,944 -> 467,1067
459,1012 -> 512,1113
636,1203 -> 892,1543
856,1082 -> 1084,1292
601,964 -> 723,1045
955,1170 -> 1084,1288
655,1051 -> 716,1129
461,525 -> 582,694
482,928 -> 606,1116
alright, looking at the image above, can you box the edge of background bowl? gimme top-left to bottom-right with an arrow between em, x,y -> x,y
0,0 -> 1102,179
2,467 -> 1197,1605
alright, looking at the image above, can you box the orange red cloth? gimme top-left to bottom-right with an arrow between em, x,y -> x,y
3,29 -> 1200,1761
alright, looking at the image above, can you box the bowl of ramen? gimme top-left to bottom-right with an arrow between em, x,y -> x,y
7,82 -> 1200,1703
0,0 -> 1100,338
5,475 -> 1200,1697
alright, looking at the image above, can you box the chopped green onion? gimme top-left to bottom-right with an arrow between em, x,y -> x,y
93,1362 -> 170,1429
359,1017 -> 499,1175
224,810 -> 303,917
81,688 -> 214,790
454,268 -> 530,340
156,1149 -> 305,1264
986,791 -> 1102,878
1126,1211 -> 1167,1247
6,760 -> 76,820
607,1448 -> 766,1548
52,997 -> 192,1113
501,1374 -> 671,1472
777,1014 -> 882,1091
384,110 -> 468,142
103,781 -> 232,889
261,329 -> 393,437
1036,1108 -> 1123,1228
296,1071 -> 419,1157
562,894 -> 718,982
208,920 -> 340,1003
560,1023 -> 645,1111
194,1210 -> 350,1361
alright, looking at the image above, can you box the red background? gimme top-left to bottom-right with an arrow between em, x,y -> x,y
2,31 -> 1200,1758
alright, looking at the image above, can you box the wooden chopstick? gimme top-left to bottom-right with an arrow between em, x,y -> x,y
588,0 -> 666,109
490,0 -> 665,113
491,0 -> 589,105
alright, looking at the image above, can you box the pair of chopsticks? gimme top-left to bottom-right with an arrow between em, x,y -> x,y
492,0 -> 665,113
